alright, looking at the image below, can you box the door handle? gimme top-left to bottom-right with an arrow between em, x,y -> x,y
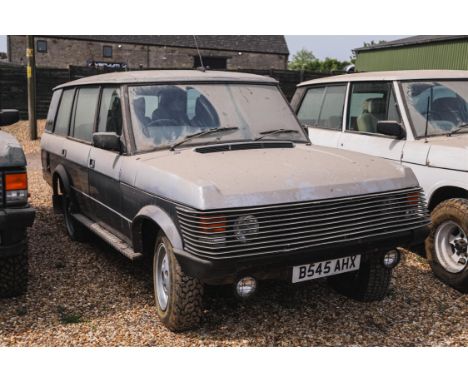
61,149 -> 67,157
89,158 -> 95,169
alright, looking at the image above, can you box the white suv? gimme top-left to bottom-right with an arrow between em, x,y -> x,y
292,70 -> 468,292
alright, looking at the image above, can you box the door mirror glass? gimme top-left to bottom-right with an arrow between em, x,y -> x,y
0,109 -> 20,126
376,121 -> 406,139
93,132 -> 121,151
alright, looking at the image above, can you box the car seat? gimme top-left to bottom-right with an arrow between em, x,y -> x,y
357,98 -> 386,133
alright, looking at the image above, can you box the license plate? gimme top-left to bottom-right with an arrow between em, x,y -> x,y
292,255 -> 361,283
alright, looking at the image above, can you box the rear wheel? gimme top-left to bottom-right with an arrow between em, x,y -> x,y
328,254 -> 392,301
426,198 -> 468,293
153,233 -> 203,331
62,189 -> 88,242
0,243 -> 28,298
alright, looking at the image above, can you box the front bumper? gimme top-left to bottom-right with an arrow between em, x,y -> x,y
174,225 -> 429,284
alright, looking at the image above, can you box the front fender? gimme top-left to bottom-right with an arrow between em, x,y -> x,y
132,205 -> 183,252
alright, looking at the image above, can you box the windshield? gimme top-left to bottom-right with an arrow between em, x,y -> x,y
128,83 -> 307,151
401,80 -> 468,137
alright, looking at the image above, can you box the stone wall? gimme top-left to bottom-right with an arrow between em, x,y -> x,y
8,36 -> 288,70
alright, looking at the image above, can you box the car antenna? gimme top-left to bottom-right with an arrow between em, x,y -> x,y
193,35 -> 206,72
424,86 -> 433,143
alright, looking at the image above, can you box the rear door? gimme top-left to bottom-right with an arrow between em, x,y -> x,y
88,86 -> 129,240
66,86 -> 100,215
296,84 -> 347,148
338,81 -> 406,161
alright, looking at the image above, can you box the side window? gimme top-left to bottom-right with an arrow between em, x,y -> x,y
71,87 -> 100,142
45,89 -> 62,132
54,88 -> 75,136
97,87 -> 122,135
297,85 -> 346,130
297,87 -> 325,126
347,82 -> 401,134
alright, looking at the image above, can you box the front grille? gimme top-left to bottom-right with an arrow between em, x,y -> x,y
0,171 -> 3,207
176,187 -> 429,259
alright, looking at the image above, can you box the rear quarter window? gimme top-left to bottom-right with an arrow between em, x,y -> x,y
45,90 -> 62,132
54,88 -> 75,136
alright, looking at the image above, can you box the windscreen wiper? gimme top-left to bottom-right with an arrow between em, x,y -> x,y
255,128 -> 301,141
170,126 -> 239,151
447,123 -> 468,136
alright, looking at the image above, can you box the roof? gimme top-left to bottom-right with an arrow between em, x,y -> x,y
297,70 -> 468,87
37,35 -> 289,55
54,70 -> 278,90
355,35 -> 468,52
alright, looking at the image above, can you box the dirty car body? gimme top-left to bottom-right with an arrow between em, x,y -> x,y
292,70 -> 468,293
0,110 -> 35,297
41,70 -> 429,330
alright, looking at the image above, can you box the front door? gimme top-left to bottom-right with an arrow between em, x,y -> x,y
338,81 -> 405,162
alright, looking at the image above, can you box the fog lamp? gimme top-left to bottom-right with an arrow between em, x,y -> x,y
383,249 -> 401,269
235,276 -> 257,299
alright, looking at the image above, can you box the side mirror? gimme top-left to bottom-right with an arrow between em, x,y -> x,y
93,132 -> 121,152
0,109 -> 20,126
376,121 -> 406,139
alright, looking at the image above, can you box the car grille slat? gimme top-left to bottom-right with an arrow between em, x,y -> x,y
177,199 -> 427,233
176,187 -> 429,259
180,209 -> 428,245
182,214 -> 427,251
178,195 -> 426,222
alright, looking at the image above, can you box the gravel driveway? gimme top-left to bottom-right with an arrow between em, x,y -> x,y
0,121 -> 466,346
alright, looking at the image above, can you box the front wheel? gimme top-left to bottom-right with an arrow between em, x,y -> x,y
426,198 -> 468,293
328,254 -> 392,301
153,233 -> 203,331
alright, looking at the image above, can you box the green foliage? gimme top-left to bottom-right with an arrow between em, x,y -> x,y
363,40 -> 387,48
57,305 -> 83,324
288,48 -> 351,73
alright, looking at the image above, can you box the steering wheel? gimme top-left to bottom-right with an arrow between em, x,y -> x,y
143,118 -> 182,143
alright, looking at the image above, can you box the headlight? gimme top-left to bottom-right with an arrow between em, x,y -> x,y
5,172 -> 28,206
234,215 -> 259,242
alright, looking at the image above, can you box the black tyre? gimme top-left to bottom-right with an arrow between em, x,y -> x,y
328,254 -> 392,301
153,233 -> 203,331
0,245 -> 28,298
62,190 -> 88,242
425,198 -> 468,293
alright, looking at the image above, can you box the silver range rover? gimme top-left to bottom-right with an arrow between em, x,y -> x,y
41,70 -> 429,331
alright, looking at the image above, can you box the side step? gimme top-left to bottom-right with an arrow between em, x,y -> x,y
72,213 -> 143,260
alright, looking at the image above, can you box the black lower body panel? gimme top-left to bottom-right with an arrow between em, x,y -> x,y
174,226 -> 429,284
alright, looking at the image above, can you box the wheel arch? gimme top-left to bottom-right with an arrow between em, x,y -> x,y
51,164 -> 72,213
52,164 -> 71,195
428,186 -> 468,211
132,205 -> 183,257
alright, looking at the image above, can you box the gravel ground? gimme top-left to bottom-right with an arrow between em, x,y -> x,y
0,121 -> 467,346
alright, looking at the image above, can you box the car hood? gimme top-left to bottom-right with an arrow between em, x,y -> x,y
132,144 -> 419,210
0,131 -> 26,167
426,135 -> 468,172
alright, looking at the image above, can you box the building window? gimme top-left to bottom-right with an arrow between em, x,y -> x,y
37,40 -> 47,53
103,45 -> 113,58
193,56 -> 227,69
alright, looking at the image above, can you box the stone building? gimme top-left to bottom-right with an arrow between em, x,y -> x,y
7,35 -> 289,70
